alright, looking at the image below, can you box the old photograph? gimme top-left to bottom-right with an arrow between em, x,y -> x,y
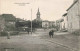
0,0 -> 80,51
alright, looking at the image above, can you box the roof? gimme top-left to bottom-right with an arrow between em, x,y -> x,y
62,13 -> 67,17
56,18 -> 64,22
2,14 -> 16,21
66,0 -> 78,11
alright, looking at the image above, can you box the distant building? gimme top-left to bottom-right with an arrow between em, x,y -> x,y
49,21 -> 55,28
66,0 -> 80,32
42,20 -> 49,28
55,20 -> 60,31
0,15 -> 5,32
2,14 -> 16,31
42,20 -> 55,29
55,19 -> 64,31
61,13 -> 68,30
2,14 -> 16,24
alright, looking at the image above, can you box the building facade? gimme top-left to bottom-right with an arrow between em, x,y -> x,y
61,13 -> 68,30
55,20 -> 60,31
56,19 -> 64,31
49,21 -> 55,28
42,20 -> 49,28
67,0 -> 80,32
42,20 -> 55,29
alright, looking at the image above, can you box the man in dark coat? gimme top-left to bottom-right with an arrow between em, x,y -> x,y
49,30 -> 54,38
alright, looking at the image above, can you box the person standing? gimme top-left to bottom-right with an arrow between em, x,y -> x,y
7,31 -> 10,39
49,30 -> 54,38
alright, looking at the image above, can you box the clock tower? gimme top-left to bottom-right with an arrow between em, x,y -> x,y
36,8 -> 41,22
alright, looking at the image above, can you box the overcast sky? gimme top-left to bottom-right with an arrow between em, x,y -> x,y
0,0 -> 73,21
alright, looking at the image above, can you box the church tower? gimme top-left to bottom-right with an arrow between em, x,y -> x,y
36,8 -> 41,22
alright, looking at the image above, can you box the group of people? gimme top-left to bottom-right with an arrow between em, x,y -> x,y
49,30 -> 54,38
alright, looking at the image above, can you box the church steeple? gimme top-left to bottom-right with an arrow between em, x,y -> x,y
36,8 -> 40,20
38,8 -> 39,11
37,8 -> 40,15
38,8 -> 39,12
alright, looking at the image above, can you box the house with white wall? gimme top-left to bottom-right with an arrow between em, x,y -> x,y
61,13 -> 68,30
66,0 -> 80,32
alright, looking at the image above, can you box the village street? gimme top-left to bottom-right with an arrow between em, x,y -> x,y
0,29 -> 80,51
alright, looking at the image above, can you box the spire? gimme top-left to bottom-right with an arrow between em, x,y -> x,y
36,8 -> 42,22
38,8 -> 39,12
37,8 -> 40,15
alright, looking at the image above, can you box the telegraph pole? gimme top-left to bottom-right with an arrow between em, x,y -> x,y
78,0 -> 80,29
31,9 -> 32,34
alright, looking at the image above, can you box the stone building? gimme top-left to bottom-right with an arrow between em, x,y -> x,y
66,0 -> 80,32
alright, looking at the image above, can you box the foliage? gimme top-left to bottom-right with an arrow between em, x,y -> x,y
0,31 -> 19,36
10,31 -> 19,35
0,31 -> 8,36
5,25 -> 16,31
15,20 -> 42,28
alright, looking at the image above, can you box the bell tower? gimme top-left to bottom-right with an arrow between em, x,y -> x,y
36,8 -> 41,21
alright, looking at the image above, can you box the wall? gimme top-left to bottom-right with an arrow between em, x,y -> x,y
61,16 -> 68,30
67,2 -> 79,32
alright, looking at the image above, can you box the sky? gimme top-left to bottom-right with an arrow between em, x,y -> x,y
0,0 -> 73,21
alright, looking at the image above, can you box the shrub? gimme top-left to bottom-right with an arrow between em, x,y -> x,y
0,31 -> 8,36
10,31 -> 19,35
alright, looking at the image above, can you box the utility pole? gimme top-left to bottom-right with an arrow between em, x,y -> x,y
31,9 -> 32,34
78,0 -> 80,29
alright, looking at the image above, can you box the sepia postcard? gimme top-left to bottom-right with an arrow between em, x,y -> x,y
0,0 -> 80,51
